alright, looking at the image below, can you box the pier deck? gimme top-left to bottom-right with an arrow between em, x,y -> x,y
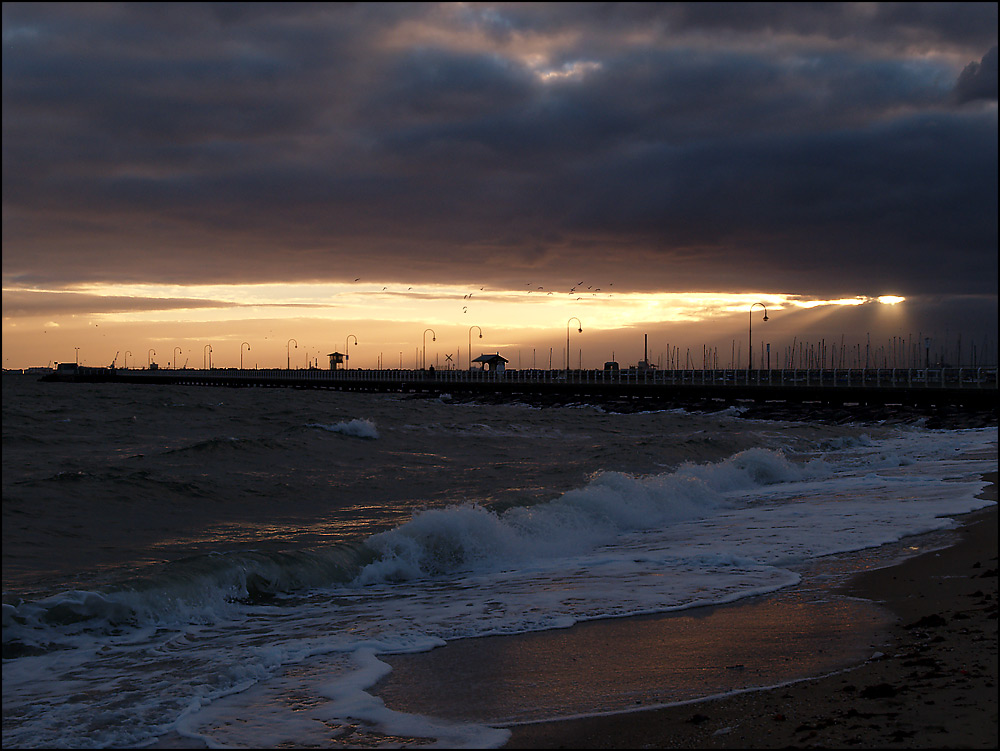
41,366 -> 998,411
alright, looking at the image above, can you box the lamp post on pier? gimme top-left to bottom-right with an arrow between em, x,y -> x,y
469,326 -> 482,369
566,318 -> 582,371
173,347 -> 182,369
749,303 -> 768,371
124,351 -> 131,369
423,329 -> 436,369
241,342 -> 250,369
148,349 -> 155,368
286,339 -> 297,370
346,335 -> 358,369
203,344 -> 213,370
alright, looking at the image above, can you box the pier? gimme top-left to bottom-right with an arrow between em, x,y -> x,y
41,365 -> 998,411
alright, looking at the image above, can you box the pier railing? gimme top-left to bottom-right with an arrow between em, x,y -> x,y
112,365 -> 997,389
41,365 -> 998,410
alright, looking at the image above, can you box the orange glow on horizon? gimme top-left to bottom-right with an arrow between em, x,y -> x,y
3,281 -> 917,369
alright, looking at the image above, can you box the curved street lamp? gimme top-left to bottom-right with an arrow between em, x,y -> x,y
286,338 -> 298,370
203,344 -> 213,370
124,351 -> 132,369
423,328 -> 436,369
566,317 -> 582,371
241,341 -> 251,369
346,334 -> 358,368
173,347 -> 182,369
148,348 -> 155,368
468,325 -> 482,370
74,347 -> 80,365
749,302 -> 769,370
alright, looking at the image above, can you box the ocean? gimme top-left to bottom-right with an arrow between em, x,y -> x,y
2,372 -> 996,748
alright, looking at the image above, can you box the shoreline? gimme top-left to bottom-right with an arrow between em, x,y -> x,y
502,473 -> 998,749
145,458 -> 998,749
144,473 -> 997,749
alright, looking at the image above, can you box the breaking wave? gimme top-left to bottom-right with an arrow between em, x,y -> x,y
356,447 -> 821,583
2,544 -> 373,656
308,418 -> 379,439
2,447 -> 812,655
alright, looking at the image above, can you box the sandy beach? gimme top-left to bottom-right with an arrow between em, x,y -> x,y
503,473 -> 998,749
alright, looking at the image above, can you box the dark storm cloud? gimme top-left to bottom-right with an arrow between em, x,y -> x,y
955,45 -> 999,102
554,111 -> 997,290
0,290 -> 233,318
470,2 -> 999,55
1,289 -> 344,318
2,2 -> 997,298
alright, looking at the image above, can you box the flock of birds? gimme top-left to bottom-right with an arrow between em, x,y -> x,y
526,280 -> 614,300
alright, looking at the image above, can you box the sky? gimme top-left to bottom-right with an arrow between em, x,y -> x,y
2,2 -> 997,370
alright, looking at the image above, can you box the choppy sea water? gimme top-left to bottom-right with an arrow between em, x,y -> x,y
2,373 -> 996,748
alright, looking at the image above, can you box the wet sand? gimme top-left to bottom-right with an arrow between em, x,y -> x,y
503,474 -> 997,749
374,553 -> 903,726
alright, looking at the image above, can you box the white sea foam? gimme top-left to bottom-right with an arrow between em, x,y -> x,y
355,447 -> 819,584
308,417 -> 379,438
